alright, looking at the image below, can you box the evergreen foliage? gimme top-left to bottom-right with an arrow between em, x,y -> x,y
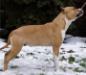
0,0 -> 86,37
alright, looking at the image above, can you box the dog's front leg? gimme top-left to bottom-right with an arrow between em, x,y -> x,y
52,45 -> 60,71
52,36 -> 62,71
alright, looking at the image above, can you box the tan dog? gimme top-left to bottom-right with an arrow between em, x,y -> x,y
0,7 -> 83,71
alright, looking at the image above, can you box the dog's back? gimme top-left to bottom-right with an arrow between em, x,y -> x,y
9,22 -> 61,46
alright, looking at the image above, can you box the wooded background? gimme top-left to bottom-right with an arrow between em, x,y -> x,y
0,0 -> 86,39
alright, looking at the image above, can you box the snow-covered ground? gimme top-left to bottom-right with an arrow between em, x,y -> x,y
0,35 -> 86,75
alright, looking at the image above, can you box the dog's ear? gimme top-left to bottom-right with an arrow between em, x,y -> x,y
57,5 -> 64,12
60,7 -> 64,12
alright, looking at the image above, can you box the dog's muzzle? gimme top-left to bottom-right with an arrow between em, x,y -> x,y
76,9 -> 84,17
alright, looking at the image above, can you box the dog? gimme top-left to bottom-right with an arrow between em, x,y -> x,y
0,6 -> 83,71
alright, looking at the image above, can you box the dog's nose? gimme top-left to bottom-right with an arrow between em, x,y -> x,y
77,9 -> 83,17
78,9 -> 83,13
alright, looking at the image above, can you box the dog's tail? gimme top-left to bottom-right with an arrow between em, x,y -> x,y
0,33 -> 11,51
0,39 -> 10,51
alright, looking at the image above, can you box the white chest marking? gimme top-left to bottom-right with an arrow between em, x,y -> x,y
61,30 -> 65,40
64,17 -> 75,31
61,17 -> 76,40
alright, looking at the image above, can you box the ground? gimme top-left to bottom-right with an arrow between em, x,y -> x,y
0,35 -> 86,75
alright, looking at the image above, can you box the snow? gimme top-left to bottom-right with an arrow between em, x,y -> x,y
0,35 -> 86,75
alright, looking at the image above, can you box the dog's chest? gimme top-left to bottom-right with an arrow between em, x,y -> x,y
61,30 -> 66,40
61,17 -> 74,40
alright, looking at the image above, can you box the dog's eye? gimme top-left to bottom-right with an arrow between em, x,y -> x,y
72,7 -> 77,10
73,7 -> 79,10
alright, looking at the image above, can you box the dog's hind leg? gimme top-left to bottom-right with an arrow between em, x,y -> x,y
4,37 -> 22,71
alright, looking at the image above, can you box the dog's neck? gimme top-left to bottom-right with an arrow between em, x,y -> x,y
53,13 -> 75,31
53,12 -> 76,40
64,16 -> 76,32
62,16 -> 75,40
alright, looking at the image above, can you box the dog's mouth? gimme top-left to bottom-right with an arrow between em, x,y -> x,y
76,9 -> 84,17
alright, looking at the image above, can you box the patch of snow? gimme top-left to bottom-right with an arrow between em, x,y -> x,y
0,35 -> 86,75
0,52 -> 5,70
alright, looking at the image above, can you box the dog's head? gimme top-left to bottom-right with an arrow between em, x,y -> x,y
61,7 -> 83,20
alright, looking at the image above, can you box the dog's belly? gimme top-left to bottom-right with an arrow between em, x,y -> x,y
25,41 -> 52,46
26,43 -> 52,46
24,36 -> 53,46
